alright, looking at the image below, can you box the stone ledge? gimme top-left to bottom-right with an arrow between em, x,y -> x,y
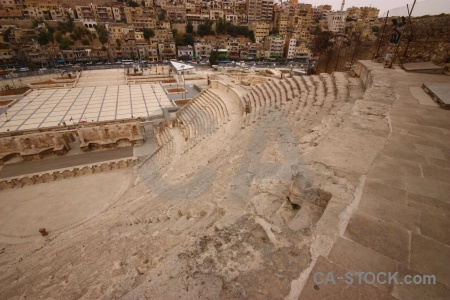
0,157 -> 136,190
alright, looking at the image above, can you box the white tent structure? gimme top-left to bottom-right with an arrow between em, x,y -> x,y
170,61 -> 196,75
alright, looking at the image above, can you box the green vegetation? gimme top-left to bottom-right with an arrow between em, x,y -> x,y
59,37 -> 74,50
37,31 -> 53,45
143,28 -> 155,39
94,24 -> 108,44
186,21 -> 194,34
81,39 -> 90,45
215,18 -> 254,41
174,32 -> 195,46
197,20 -> 214,36
158,9 -> 166,21
128,0 -> 139,7
57,12 -> 74,33
269,28 -> 279,35
2,28 -> 12,43
209,48 -> 219,65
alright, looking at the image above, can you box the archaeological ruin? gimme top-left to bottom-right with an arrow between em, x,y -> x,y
0,55 -> 449,300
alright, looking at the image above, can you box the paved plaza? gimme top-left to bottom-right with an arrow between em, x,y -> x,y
0,83 -> 173,132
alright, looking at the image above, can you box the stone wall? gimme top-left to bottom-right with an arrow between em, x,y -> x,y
0,120 -> 144,163
0,131 -> 69,164
77,121 -> 144,150
373,14 -> 450,64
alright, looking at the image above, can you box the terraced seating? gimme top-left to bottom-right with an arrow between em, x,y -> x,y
143,72 -> 354,178
240,72 -> 351,130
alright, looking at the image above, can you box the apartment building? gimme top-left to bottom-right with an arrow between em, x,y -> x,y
326,11 -> 347,32
0,0 -> 23,19
247,0 -> 273,23
194,42 -> 213,60
249,22 -> 270,43
158,42 -> 176,60
264,35 -> 283,59
125,7 -> 143,24
177,45 -> 194,60
284,37 -> 296,60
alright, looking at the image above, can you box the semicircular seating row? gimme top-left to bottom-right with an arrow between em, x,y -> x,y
141,72 -> 350,174
240,72 -> 349,127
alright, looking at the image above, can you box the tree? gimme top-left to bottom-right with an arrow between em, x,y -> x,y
81,39 -> 90,45
2,28 -> 12,43
130,51 -> 137,60
269,28 -> 279,36
54,31 -> 63,43
372,25 -> 380,33
183,33 -> 195,46
249,30 -> 255,42
197,20 -> 214,36
186,21 -> 194,34
158,9 -> 166,21
215,18 -> 228,35
311,25 -> 322,35
209,48 -> 219,65
94,24 -> 108,44
37,31 -> 51,45
143,28 -> 154,39
65,12 -> 74,33
312,31 -> 334,55
59,37 -> 74,50
128,0 -> 139,7
116,39 -> 122,47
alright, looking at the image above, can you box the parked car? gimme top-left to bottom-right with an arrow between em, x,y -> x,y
19,67 -> 29,72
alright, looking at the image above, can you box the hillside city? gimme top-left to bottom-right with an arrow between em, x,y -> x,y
0,0 -> 381,70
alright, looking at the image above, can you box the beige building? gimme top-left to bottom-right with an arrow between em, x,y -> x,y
194,42 -> 213,60
249,22 -> 270,43
326,11 -> 347,32
247,0 -> 273,23
264,35 -> 284,59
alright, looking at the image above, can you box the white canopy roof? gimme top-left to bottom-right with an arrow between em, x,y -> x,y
170,61 -> 195,71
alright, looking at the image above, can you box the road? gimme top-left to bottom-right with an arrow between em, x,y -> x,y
0,147 -> 133,179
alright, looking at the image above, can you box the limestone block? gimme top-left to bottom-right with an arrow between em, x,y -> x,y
100,163 -> 112,171
20,176 -> 35,186
80,166 -> 93,174
32,175 -> 44,183
54,171 -> 63,180
62,169 -> 74,178
42,173 -> 55,182
92,165 -> 102,173
0,180 -> 14,189
73,168 -> 83,176
111,162 -> 119,169
12,178 -> 23,188
118,160 -> 127,168
127,159 -> 136,167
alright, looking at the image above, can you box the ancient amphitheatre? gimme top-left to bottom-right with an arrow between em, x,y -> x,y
0,59 -> 449,299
